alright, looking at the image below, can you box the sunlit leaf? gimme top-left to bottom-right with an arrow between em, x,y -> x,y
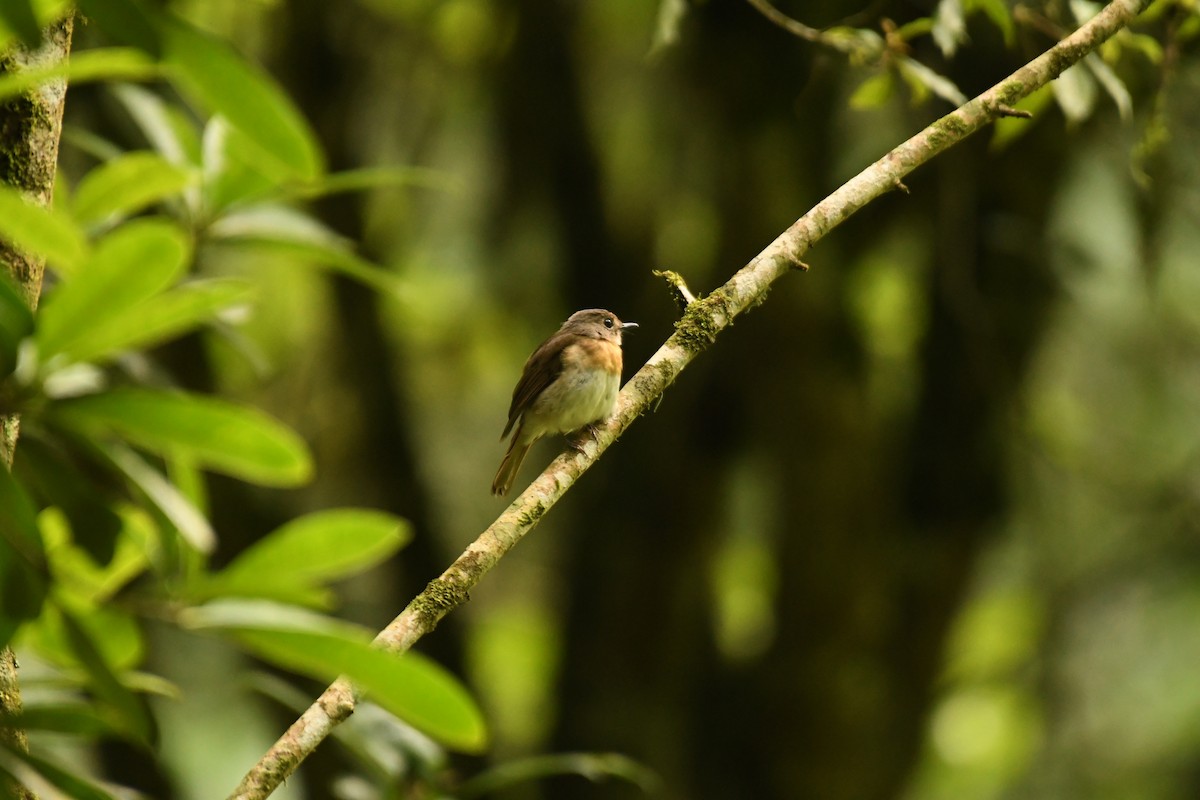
163,20 -> 323,180
1103,32 -> 1162,65
58,279 -> 253,365
896,57 -> 968,106
649,0 -> 688,56
206,203 -> 344,245
849,71 -> 895,109
893,17 -> 934,41
821,27 -> 885,62
72,151 -> 195,226
0,47 -> 158,103
1084,53 -> 1132,119
26,600 -> 144,674
52,388 -> 313,487
1051,62 -> 1097,124
37,219 -> 190,362
108,83 -> 197,166
1069,0 -> 1102,24
186,601 -> 488,752
212,508 -> 410,594
104,444 -> 216,553
932,0 -> 966,57
207,204 -> 405,295
38,504 -> 156,604
0,183 -> 88,271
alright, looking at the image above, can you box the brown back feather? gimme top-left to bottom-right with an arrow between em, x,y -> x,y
500,332 -> 568,439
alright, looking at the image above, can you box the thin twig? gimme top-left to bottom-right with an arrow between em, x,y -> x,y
746,0 -> 825,43
996,104 -> 1035,118
227,0 -> 1151,796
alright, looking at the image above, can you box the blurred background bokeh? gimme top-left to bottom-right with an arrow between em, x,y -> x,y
17,0 -> 1200,797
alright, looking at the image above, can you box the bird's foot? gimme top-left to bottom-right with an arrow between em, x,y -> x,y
567,424 -> 601,453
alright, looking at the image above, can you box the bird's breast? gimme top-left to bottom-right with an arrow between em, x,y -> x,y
527,340 -> 622,434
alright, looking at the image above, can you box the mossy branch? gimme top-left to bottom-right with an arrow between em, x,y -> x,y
228,0 -> 1150,796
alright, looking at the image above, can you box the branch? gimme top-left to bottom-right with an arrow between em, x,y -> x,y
746,0 -> 826,44
228,0 -> 1149,795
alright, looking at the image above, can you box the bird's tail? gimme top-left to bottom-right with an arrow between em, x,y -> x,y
492,439 -> 533,496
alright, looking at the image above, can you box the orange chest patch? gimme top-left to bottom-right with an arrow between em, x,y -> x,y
561,339 -> 623,374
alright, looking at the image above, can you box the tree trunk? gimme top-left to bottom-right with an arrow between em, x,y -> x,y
0,15 -> 75,800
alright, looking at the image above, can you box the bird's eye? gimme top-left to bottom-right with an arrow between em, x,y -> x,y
604,317 -> 614,328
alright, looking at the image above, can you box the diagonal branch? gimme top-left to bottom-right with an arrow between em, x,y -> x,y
228,0 -> 1150,795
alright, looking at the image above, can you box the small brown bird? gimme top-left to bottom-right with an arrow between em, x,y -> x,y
492,308 -> 637,496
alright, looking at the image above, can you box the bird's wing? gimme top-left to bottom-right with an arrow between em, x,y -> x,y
501,334 -> 566,439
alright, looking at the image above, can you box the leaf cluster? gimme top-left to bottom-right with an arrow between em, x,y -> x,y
0,3 -> 482,797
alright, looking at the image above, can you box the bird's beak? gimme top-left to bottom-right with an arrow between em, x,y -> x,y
621,321 -> 639,331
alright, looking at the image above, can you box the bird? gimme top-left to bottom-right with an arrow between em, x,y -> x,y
492,308 -> 637,496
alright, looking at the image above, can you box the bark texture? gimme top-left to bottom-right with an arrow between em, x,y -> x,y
0,16 -> 74,800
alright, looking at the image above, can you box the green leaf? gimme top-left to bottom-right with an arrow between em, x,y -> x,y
74,0 -> 162,55
163,20 -> 322,180
211,509 -> 410,597
0,0 -> 41,48
198,115 -> 277,212
0,273 -> 34,378
27,600 -> 144,674
932,0 -> 966,57
187,601 -> 487,752
52,388 -> 313,487
58,605 -> 155,745
72,151 -> 195,226
289,165 -> 454,201
57,279 -> 253,365
37,219 -> 190,362
849,71 -> 895,109
207,205 -> 405,295
821,26 -> 885,62
0,47 -> 159,103
649,0 -> 688,56
896,56 -> 968,106
1084,52 -> 1132,120
893,17 -> 934,41
0,742 -> 121,800
0,467 -> 46,648
38,503 -> 156,604
109,83 -> 199,166
103,443 -> 215,553
1051,62 -> 1097,124
968,0 -> 1014,45
1,703 -> 119,737
0,183 -> 88,271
